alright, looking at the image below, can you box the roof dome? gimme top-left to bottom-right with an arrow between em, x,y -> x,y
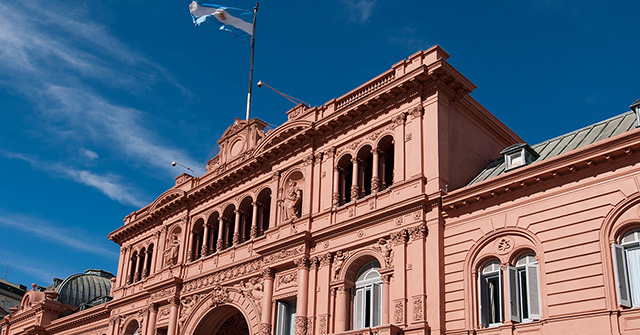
53,269 -> 114,307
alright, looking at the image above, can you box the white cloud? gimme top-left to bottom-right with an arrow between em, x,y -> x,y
0,0 -> 203,194
0,211 -> 118,259
341,0 -> 376,24
1,150 -> 148,208
81,149 -> 99,160
42,85 -> 204,176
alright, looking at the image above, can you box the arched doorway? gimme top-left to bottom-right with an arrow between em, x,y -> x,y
193,305 -> 249,335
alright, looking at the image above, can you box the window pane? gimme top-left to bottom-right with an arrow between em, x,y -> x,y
519,269 -> 529,319
627,247 -> 640,307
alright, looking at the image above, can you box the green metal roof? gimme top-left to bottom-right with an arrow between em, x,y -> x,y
468,110 -> 638,185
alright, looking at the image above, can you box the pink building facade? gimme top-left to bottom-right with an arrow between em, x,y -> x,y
3,46 -> 640,335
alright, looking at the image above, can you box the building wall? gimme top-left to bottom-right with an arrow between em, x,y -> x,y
3,46 -> 640,335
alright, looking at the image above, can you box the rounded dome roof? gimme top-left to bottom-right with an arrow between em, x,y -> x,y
53,269 -> 114,307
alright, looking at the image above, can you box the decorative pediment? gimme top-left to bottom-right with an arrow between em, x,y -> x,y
207,118 -> 268,173
149,188 -> 186,213
253,120 -> 313,158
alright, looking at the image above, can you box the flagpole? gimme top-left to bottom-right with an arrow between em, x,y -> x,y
246,3 -> 259,120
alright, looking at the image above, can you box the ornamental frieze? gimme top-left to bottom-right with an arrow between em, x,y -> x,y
149,287 -> 176,301
262,245 -> 305,264
182,258 -> 262,293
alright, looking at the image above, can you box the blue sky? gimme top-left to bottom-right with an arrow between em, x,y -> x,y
0,0 -> 638,287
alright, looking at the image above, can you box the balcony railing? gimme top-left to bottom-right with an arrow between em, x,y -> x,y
332,324 -> 402,335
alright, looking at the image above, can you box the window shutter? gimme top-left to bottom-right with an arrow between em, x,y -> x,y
354,287 -> 364,329
507,266 -> 520,322
372,283 -> 382,326
478,275 -> 488,327
612,243 -> 632,308
526,264 -> 541,320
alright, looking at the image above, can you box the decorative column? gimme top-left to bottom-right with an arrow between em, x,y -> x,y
217,217 -> 224,251
187,230 -> 195,262
334,285 -> 348,332
371,149 -> 380,192
260,268 -> 275,335
146,303 -> 158,335
295,257 -> 311,335
332,167 -> 340,207
167,297 -> 179,335
141,251 -> 149,279
133,254 -> 141,282
351,157 -> 359,200
250,201 -> 259,239
202,223 -> 210,257
381,272 -> 392,324
233,210 -> 241,245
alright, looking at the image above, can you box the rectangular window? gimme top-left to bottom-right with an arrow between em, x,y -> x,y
275,301 -> 296,335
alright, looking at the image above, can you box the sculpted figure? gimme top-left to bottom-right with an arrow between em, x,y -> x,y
282,180 -> 302,220
164,235 -> 180,266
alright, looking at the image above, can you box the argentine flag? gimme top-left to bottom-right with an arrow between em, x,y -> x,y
189,1 -> 254,42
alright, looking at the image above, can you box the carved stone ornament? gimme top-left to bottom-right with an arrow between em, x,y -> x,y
210,286 -> 231,307
394,300 -> 404,323
319,252 -> 333,267
263,245 -> 305,264
179,294 -> 201,323
372,238 -> 393,267
413,296 -> 423,321
182,258 -> 262,293
281,180 -> 303,221
295,256 -> 311,270
390,229 -> 408,246
333,250 -> 349,280
294,316 -> 308,335
262,267 -> 275,279
319,314 -> 328,335
259,323 -> 272,335
495,237 -> 514,255
163,234 -> 180,267
303,154 -> 315,166
408,223 -> 428,240
235,277 -> 264,314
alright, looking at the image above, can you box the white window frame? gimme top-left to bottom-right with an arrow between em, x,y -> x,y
275,300 -> 296,335
353,261 -> 382,330
479,261 -> 503,328
508,254 -> 541,323
613,229 -> 640,308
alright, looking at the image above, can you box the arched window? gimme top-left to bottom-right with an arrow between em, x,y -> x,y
377,136 -> 394,191
507,254 -> 541,322
191,219 -> 205,260
128,251 -> 138,284
478,261 -> 502,327
613,229 -> 640,308
337,155 -> 353,206
222,205 -> 236,250
353,260 -> 382,329
357,146 -> 373,198
257,188 -> 271,236
145,244 -> 154,278
124,320 -> 140,335
207,214 -> 220,254
239,197 -> 253,244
